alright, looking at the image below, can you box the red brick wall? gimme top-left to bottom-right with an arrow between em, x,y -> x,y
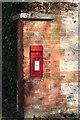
16,3 -> 79,118
17,18 -> 67,114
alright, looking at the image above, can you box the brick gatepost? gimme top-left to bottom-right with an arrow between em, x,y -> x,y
13,12 -> 66,118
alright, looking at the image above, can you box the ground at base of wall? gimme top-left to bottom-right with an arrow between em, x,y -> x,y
2,102 -> 80,120
2,112 -> 80,120
33,113 -> 80,120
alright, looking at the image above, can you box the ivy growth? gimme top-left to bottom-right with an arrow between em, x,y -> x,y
2,2 -> 18,103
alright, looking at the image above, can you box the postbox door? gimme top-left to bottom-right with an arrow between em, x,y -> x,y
30,46 -> 43,77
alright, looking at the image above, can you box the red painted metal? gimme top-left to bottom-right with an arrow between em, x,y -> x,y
30,46 -> 43,77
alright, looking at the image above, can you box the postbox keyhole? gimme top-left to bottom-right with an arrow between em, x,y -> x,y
35,58 -> 38,61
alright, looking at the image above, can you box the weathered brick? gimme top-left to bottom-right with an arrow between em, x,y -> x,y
17,5 -> 79,117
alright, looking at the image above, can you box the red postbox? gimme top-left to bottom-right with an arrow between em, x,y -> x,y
30,46 -> 43,77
